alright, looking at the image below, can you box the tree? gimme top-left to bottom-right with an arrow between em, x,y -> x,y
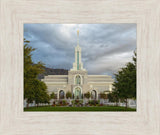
84,92 -> 91,99
50,92 -> 55,99
25,80 -> 35,108
66,91 -> 72,99
107,91 -> 119,106
24,38 -> 49,107
25,79 -> 49,107
33,79 -> 49,106
113,51 -> 136,108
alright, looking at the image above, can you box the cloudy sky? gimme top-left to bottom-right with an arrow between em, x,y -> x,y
24,24 -> 136,77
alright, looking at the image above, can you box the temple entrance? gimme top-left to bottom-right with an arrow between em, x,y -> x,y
74,87 -> 81,99
59,90 -> 65,99
91,90 -> 97,100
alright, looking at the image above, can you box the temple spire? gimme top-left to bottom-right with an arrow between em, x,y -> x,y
77,29 -> 79,46
70,29 -> 86,71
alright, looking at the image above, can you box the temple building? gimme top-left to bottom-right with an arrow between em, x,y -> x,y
42,30 -> 114,100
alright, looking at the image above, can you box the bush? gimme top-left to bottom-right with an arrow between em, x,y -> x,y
84,92 -> 91,99
99,93 -> 107,99
50,92 -> 56,99
52,101 -> 56,107
72,99 -> 83,107
62,100 -> 67,105
88,100 -> 99,106
66,91 -> 72,99
57,100 -> 68,106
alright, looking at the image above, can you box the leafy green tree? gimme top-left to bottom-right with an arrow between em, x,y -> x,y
24,38 -> 49,107
107,91 -> 119,106
33,79 -> 49,106
50,92 -> 55,99
84,92 -> 91,99
25,80 -> 35,108
113,51 -> 136,108
24,40 -> 45,81
66,91 -> 72,99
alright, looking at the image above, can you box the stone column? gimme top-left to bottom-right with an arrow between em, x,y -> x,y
96,91 -> 98,100
64,92 -> 66,99
57,91 -> 59,100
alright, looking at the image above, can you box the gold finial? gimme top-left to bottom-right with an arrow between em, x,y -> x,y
77,29 -> 79,36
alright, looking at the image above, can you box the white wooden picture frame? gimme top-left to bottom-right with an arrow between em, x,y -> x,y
0,0 -> 160,135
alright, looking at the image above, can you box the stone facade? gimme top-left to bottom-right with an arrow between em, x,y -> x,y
41,30 -> 114,100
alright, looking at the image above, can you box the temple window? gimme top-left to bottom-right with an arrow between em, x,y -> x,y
75,75 -> 81,85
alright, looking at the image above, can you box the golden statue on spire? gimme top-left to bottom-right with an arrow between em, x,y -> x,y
77,29 -> 79,36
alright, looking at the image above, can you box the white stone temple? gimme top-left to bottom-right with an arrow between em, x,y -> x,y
42,30 -> 114,100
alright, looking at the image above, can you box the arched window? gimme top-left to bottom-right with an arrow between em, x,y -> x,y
74,87 -> 81,99
75,75 -> 81,85
59,90 -> 65,99
91,90 -> 97,100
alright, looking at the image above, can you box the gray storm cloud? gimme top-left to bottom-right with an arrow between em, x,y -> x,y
24,24 -> 136,77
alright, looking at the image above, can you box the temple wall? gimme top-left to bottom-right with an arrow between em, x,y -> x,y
42,74 -> 114,97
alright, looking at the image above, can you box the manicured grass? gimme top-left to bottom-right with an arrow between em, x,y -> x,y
24,106 -> 136,111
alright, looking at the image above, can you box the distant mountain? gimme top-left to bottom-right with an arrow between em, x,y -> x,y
38,67 -> 68,80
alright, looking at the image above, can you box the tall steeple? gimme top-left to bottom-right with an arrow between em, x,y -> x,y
77,29 -> 79,46
70,30 -> 86,71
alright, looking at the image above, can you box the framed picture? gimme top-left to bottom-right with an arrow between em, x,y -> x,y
23,23 -> 136,112
0,0 -> 159,135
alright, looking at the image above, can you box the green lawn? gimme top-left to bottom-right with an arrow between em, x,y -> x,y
24,106 -> 136,111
